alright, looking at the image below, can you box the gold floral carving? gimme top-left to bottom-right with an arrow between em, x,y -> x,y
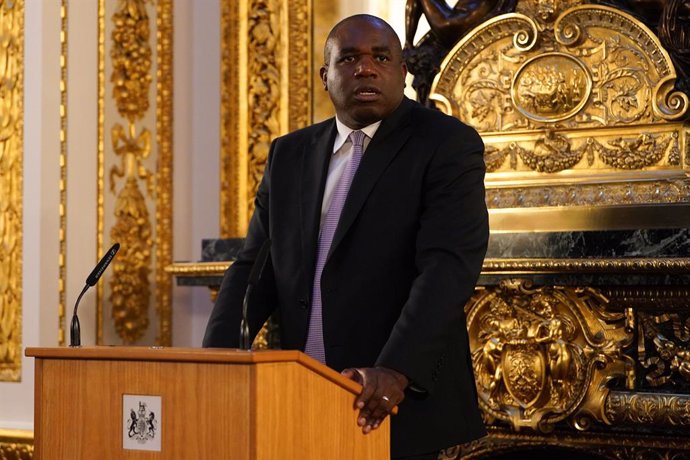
220,0 -> 311,237
0,0 -> 23,382
105,0 -> 163,344
484,130 -> 673,173
0,429 -> 32,460
605,392 -> 690,427
467,279 -> 633,431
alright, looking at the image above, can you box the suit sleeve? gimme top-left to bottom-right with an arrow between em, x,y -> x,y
375,124 -> 488,392
202,142 -> 278,348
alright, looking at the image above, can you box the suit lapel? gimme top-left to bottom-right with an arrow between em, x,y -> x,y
300,120 -> 337,287
327,98 -> 414,260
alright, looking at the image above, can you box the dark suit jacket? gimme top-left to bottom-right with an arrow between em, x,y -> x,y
203,97 -> 489,457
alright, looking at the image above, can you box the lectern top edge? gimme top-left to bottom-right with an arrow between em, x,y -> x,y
25,346 -> 363,396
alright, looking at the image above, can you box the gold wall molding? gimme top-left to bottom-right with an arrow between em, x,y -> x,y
155,0 -> 173,346
466,279 -> 634,431
220,0 -> 311,237
482,257 -> 690,274
167,257 -> 690,278
58,0 -> 67,346
97,0 -> 173,345
487,177 -> 690,210
0,0 -> 23,382
0,429 -> 32,460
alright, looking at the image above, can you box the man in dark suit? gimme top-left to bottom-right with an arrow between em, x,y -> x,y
203,14 -> 488,459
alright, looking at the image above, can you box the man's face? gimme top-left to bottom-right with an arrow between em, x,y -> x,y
320,18 -> 407,129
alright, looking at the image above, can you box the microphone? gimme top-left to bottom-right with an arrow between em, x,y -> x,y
239,239 -> 271,350
69,243 -> 120,347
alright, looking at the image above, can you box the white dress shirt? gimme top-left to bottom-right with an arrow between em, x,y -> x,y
319,117 -> 381,229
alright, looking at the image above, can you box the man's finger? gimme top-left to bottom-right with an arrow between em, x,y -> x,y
356,369 -> 376,409
341,368 -> 363,384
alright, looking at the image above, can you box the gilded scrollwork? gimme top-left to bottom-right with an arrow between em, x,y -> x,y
605,391 -> 690,427
433,5 -> 687,132
108,0 -> 154,343
467,279 -> 633,431
430,3 -> 689,193
0,0 -> 23,382
638,312 -> 690,388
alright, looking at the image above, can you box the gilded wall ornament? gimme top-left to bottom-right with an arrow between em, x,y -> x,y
107,0 -> 154,343
0,0 -> 23,382
511,53 -> 591,122
605,391 -> 690,427
466,279 -> 633,431
429,3 -> 689,206
638,312 -> 690,388
219,0 -> 311,237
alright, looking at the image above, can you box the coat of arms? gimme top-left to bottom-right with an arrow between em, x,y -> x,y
126,401 -> 157,444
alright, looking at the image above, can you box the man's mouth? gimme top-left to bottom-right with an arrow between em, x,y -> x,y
354,87 -> 381,101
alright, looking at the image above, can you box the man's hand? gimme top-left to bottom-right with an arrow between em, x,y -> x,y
341,366 -> 409,434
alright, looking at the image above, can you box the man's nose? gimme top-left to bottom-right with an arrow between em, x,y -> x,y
354,56 -> 377,77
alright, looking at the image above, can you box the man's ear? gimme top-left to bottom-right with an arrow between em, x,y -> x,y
320,65 -> 328,91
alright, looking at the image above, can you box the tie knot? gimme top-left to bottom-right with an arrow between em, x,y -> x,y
350,130 -> 366,149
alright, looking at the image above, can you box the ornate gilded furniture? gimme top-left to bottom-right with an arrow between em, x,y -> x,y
414,0 -> 690,457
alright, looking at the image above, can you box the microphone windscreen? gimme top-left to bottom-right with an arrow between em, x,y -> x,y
86,243 -> 120,286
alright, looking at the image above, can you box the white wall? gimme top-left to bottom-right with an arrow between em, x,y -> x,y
171,0 -> 221,347
0,0 -> 61,430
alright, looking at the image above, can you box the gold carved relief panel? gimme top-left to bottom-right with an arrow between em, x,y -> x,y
0,0 -> 23,382
430,2 -> 690,211
220,0 -> 312,237
94,0 -> 173,345
467,279 -> 634,432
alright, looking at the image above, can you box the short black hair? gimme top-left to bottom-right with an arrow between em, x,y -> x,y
323,14 -> 402,65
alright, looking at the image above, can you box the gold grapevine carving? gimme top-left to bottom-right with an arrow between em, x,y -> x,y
0,0 -> 23,382
108,0 -> 154,343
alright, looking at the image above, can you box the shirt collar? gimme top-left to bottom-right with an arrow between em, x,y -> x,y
332,117 -> 382,153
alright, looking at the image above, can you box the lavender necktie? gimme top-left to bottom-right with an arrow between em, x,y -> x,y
304,130 -> 366,363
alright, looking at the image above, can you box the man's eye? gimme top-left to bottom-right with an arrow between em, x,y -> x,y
376,55 -> 390,62
341,56 -> 356,63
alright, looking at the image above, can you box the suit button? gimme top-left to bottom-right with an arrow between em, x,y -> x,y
299,299 -> 308,310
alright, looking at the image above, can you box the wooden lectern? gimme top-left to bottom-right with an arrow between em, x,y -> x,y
26,347 -> 390,459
